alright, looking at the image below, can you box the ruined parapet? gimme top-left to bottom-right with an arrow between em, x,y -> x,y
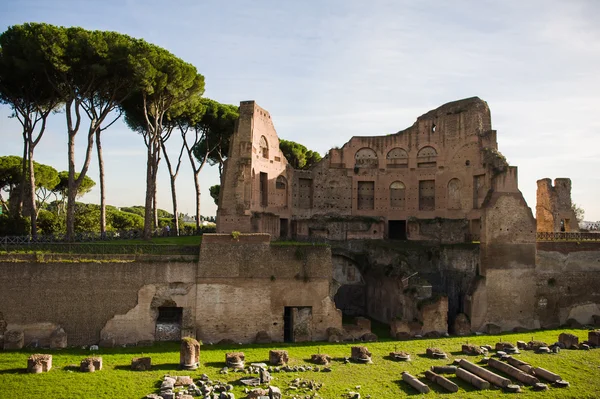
536,178 -> 579,233
419,295 -> 448,336
27,354 -> 52,373
180,337 -> 200,370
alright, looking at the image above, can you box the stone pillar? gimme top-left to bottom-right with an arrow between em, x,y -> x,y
226,352 -> 245,369
401,371 -> 430,393
180,338 -> 200,370
487,358 -> 539,385
456,368 -> 490,390
424,370 -> 458,392
458,359 -> 510,388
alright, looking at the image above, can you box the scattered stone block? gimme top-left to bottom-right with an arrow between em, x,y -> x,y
527,340 -> 548,351
310,354 -> 331,365
354,317 -> 371,330
226,352 -> 245,369
462,344 -> 485,355
255,331 -> 272,344
420,296 -> 449,336
351,346 -> 372,363
49,327 -> 67,349
361,332 -> 377,342
131,357 -> 151,371
558,333 -> 579,349
453,313 -> 471,336
389,351 -> 411,361
485,323 -> 502,334
176,376 -> 193,386
259,367 -> 272,384
431,365 -> 457,374
516,340 -> 527,350
425,347 -> 447,359
401,371 -> 430,393
269,350 -> 288,366
588,330 -> 600,346
268,385 -> 281,399
3,330 -> 24,350
80,357 -> 102,372
424,370 -> 458,392
180,337 -> 200,370
27,354 -> 52,373
326,327 -> 344,342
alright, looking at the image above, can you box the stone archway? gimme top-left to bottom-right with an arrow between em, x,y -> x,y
331,254 -> 366,316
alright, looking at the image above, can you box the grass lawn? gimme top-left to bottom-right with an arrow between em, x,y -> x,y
0,329 -> 599,399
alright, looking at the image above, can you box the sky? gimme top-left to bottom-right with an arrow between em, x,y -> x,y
1,0 -> 599,221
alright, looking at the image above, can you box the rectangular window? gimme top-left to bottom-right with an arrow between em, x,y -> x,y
419,180 -> 435,211
298,178 -> 313,209
357,181 -> 375,210
260,172 -> 268,207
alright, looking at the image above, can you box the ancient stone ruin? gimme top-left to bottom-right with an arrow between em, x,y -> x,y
558,332 -> 579,349
3,330 -> 24,350
225,352 -> 245,369
350,346 -> 372,363
27,354 -> 52,373
80,357 -> 102,372
180,337 -> 200,370
131,357 -> 152,371
425,347 -> 447,359
310,353 -> 331,365
269,350 -> 289,366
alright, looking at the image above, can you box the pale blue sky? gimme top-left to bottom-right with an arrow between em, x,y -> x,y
1,0 -> 599,220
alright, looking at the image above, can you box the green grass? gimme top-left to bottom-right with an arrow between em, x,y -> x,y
0,329 -> 598,399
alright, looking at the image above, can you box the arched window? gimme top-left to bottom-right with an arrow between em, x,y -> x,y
276,175 -> 288,207
259,136 -> 269,159
447,178 -> 462,210
386,148 -> 408,168
417,146 -> 437,168
276,175 -> 287,190
390,181 -> 406,209
355,147 -> 378,168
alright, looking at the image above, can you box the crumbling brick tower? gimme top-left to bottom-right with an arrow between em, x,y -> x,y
536,178 -> 579,232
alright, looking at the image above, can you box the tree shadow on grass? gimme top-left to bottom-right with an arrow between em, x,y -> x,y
113,363 -> 179,371
0,368 -> 26,374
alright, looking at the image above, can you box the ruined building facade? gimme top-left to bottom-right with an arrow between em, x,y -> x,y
218,97 -> 521,243
1,98 -> 598,349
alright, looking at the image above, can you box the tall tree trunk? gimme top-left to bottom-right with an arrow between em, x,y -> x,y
96,130 -> 106,238
193,172 -> 201,231
18,135 -> 28,217
66,128 -> 77,240
153,177 -> 158,231
143,143 -> 155,240
169,175 -> 179,236
27,142 -> 37,237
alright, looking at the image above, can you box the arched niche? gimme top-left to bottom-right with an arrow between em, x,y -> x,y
331,255 -> 365,316
417,146 -> 437,168
259,136 -> 269,159
390,181 -> 406,209
275,175 -> 288,207
447,178 -> 462,210
386,148 -> 408,168
355,147 -> 378,168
